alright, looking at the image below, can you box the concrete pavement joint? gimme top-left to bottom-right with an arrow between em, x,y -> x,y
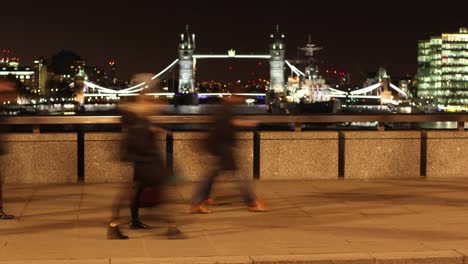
16,186 -> 37,221
77,183 -> 85,222
272,190 -> 313,217
1,251 -> 468,264
371,250 -> 464,264
453,250 -> 467,264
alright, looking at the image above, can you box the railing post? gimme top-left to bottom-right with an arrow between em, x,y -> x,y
377,122 -> 385,131
77,126 -> 84,183
457,121 -> 465,131
32,125 -> 40,134
338,131 -> 345,178
420,130 -> 427,177
166,133 -> 173,175
294,122 -> 302,132
253,130 -> 260,180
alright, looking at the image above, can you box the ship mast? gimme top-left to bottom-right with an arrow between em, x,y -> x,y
298,35 -> 322,80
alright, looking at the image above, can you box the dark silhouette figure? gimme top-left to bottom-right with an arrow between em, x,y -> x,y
0,80 -> 16,220
107,95 -> 185,239
0,132 -> 15,219
190,95 -> 267,214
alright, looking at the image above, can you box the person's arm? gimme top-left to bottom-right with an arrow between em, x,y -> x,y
231,118 -> 257,128
150,126 -> 173,136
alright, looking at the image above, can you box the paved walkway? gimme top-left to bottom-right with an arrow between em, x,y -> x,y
2,180 -> 468,263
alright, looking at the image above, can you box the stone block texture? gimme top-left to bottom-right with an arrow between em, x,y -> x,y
173,132 -> 253,181
426,131 -> 468,179
344,131 -> 421,179
260,131 -> 339,180
0,133 -> 77,184
84,132 -> 166,183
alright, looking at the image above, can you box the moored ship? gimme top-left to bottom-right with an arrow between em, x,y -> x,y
267,37 -> 342,114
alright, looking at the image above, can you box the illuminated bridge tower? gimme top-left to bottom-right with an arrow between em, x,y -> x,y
177,26 -> 198,105
269,26 -> 286,93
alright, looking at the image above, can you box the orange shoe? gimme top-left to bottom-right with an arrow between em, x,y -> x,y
190,204 -> 213,214
248,199 -> 268,212
202,198 -> 219,206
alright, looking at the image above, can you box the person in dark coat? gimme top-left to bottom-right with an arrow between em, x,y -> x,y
0,127 -> 14,220
107,94 -> 185,239
0,80 -> 16,220
190,95 -> 267,214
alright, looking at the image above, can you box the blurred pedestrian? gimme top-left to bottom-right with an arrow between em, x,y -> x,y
190,95 -> 267,214
0,80 -> 16,220
107,74 -> 186,239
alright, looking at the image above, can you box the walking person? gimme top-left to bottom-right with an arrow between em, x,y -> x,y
190,95 -> 267,214
107,75 -> 186,239
0,80 -> 16,220
0,128 -> 14,219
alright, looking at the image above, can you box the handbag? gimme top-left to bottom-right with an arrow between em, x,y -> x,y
139,186 -> 162,208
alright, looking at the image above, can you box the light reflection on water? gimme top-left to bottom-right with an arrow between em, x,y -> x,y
1,104 -> 268,115
1,104 -> 466,130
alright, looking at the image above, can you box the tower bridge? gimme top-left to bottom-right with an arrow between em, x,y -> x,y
82,26 -> 408,104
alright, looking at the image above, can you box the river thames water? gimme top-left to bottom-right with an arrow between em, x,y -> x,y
1,103 -> 466,131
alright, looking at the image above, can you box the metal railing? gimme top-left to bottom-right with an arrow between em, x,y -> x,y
0,114 -> 467,131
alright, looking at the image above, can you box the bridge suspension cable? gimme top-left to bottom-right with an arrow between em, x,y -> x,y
85,59 -> 179,95
284,60 -> 305,76
389,83 -> 408,97
328,87 -> 348,95
350,83 -> 382,95
350,82 -> 408,98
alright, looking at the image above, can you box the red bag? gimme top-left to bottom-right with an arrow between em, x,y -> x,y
139,186 -> 162,208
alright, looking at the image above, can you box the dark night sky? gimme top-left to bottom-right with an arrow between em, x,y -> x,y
1,0 -> 466,84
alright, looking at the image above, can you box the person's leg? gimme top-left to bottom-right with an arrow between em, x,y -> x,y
129,181 -> 149,229
193,170 -> 218,205
156,184 -> 188,239
232,170 -> 256,205
0,178 -> 14,220
107,183 -> 129,239
190,165 -> 220,213
233,170 -> 268,212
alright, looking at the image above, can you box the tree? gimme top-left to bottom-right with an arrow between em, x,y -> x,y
48,50 -> 81,75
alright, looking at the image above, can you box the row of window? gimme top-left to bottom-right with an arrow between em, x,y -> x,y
417,54 -> 468,62
419,78 -> 468,83
442,67 -> 468,73
418,83 -> 468,89
442,43 -> 468,50
441,58 -> 468,65
442,34 -> 468,42
441,50 -> 468,57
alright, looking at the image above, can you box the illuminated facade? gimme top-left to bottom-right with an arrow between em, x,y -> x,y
0,61 -> 35,93
34,59 -> 47,95
269,26 -> 286,93
417,27 -> 468,110
178,26 -> 196,93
